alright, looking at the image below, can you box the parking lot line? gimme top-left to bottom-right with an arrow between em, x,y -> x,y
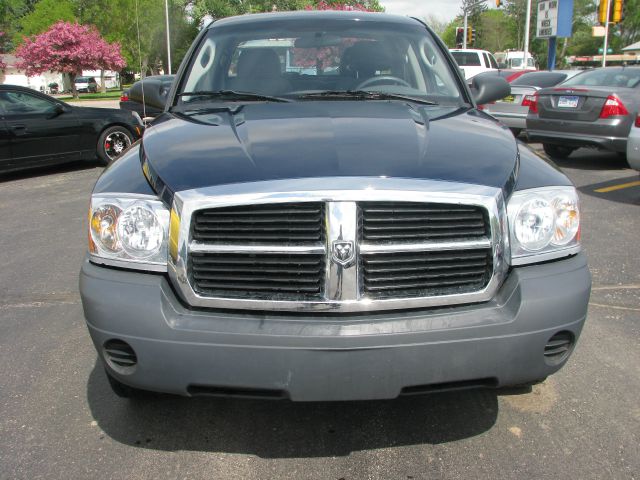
594,180 -> 640,193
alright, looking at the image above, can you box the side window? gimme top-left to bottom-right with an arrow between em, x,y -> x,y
482,53 -> 491,68
488,54 -> 499,69
0,91 -> 55,115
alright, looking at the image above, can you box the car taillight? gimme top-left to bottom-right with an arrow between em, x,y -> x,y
636,114 -> 640,128
522,93 -> 538,113
120,92 -> 129,102
599,95 -> 629,119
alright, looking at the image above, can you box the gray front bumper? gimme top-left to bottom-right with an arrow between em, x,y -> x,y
79,254 -> 591,401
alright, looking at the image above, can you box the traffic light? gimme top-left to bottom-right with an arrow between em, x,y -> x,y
467,26 -> 473,45
456,27 -> 464,46
472,28 -> 476,44
599,0 -> 608,24
613,0 -> 624,23
599,0 -> 624,24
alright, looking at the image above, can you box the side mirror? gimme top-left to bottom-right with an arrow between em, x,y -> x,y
470,75 -> 510,106
48,103 -> 69,118
129,78 -> 172,110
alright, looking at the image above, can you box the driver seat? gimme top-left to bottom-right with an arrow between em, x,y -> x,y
339,41 -> 395,84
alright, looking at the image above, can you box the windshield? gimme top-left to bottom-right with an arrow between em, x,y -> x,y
451,52 -> 481,67
561,68 -> 640,88
75,77 -> 89,83
177,18 -> 463,106
511,72 -> 567,88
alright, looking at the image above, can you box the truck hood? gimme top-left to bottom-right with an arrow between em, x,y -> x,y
142,101 -> 518,196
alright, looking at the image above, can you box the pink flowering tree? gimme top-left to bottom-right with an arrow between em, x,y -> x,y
293,2 -> 378,70
306,1 -> 370,11
15,21 -> 126,98
0,32 -> 7,72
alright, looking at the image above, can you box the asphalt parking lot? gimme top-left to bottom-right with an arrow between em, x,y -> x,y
1,143 -> 639,479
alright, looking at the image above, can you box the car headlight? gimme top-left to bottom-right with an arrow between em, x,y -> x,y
507,187 -> 580,265
88,194 -> 170,271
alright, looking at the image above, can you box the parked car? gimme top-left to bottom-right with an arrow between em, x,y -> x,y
526,66 -> 640,160
75,76 -> 98,93
80,11 -> 590,401
481,70 -> 583,137
120,75 -> 175,119
627,113 -> 640,171
0,85 -> 144,173
450,48 -> 499,79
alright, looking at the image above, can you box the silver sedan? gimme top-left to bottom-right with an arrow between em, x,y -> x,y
526,66 -> 640,160
627,113 -> 640,171
481,70 -> 582,137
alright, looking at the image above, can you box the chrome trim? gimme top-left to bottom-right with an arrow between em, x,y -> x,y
189,243 -> 325,254
360,238 -> 491,254
89,254 -> 168,273
168,177 -> 508,312
326,202 -> 358,301
510,245 -> 581,266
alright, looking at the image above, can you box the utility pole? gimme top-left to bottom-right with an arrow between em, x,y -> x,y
165,0 -> 172,74
602,0 -> 611,67
523,0 -> 531,68
462,0 -> 486,49
463,11 -> 468,49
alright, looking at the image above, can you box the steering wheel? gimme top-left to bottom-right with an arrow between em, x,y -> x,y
355,75 -> 411,90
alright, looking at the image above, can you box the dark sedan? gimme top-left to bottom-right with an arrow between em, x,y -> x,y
526,66 -> 640,160
0,85 -> 144,174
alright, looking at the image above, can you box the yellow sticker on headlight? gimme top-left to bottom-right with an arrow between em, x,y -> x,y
169,207 -> 180,262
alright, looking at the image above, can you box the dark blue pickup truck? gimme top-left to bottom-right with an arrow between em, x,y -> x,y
80,11 -> 590,401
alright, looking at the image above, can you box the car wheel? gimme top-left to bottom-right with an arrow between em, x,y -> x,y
510,128 -> 522,137
97,126 -> 134,166
543,143 -> 574,159
105,369 -> 144,398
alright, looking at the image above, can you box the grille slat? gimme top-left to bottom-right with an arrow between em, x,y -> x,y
193,203 -> 324,245
361,249 -> 493,299
190,253 -> 325,299
361,201 -> 488,243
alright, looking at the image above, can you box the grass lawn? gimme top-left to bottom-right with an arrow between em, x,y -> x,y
58,91 -> 122,102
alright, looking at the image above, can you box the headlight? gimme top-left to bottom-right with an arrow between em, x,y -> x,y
508,187 -> 580,265
88,194 -> 170,271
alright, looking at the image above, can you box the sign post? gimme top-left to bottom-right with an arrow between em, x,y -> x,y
536,0 -> 574,71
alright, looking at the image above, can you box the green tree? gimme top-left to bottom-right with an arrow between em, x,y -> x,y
13,0 -> 76,45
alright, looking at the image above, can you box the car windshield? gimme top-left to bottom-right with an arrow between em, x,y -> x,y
451,52 -> 481,67
76,77 -> 89,83
511,72 -> 568,88
561,68 -> 640,88
177,17 -> 463,106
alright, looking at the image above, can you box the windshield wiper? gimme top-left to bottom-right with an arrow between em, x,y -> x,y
298,90 -> 438,105
177,90 -> 290,103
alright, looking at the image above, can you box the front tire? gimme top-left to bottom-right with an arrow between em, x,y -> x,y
97,126 -> 134,166
543,143 -> 574,159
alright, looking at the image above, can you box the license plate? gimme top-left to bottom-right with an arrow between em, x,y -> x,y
499,95 -> 515,103
558,95 -> 579,108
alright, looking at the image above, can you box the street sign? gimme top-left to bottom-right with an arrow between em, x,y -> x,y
536,0 -> 573,39
537,1 -> 559,38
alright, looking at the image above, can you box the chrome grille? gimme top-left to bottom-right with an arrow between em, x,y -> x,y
361,202 -> 488,242
170,178 -> 507,312
192,203 -> 324,244
190,252 -> 325,300
361,249 -> 493,298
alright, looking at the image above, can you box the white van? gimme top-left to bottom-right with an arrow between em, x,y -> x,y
449,49 -> 499,79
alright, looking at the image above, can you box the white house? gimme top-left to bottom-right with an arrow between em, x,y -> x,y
0,54 -> 120,92
0,54 -> 64,93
